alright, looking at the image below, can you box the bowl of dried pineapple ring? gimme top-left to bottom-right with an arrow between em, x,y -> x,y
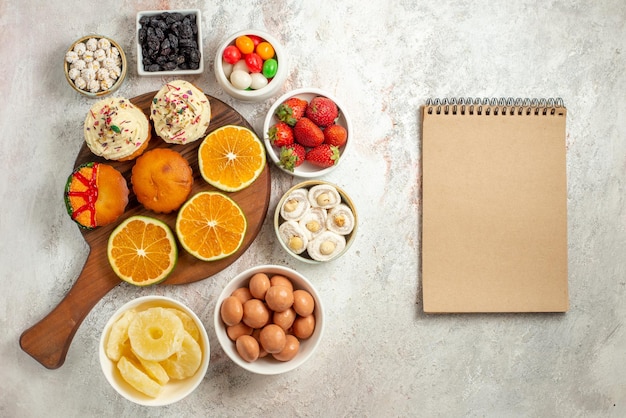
99,295 -> 209,406
274,180 -> 358,263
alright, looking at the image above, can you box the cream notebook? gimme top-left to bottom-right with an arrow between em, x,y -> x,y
421,98 -> 568,313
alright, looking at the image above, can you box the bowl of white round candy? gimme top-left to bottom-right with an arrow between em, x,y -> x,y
274,180 -> 358,263
64,35 -> 127,98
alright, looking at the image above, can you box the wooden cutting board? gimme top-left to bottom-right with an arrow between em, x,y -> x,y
19,91 -> 271,369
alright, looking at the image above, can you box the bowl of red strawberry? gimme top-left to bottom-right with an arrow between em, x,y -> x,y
263,88 -> 352,177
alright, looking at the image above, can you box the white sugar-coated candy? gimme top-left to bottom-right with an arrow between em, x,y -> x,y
73,42 -> 86,55
65,50 -> 79,63
102,56 -> 117,70
96,68 -> 109,81
100,78 -> 114,91
233,59 -> 248,73
250,73 -> 268,90
82,50 -> 94,62
222,60 -> 233,78
86,38 -> 98,51
94,49 -> 106,62
73,77 -> 87,90
88,79 -> 100,93
86,60 -> 100,71
230,70 -> 252,90
81,68 -> 96,81
68,67 -> 80,80
97,38 -> 111,50
108,67 -> 121,80
71,59 -> 86,71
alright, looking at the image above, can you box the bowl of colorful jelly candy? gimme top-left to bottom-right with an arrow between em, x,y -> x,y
215,30 -> 288,102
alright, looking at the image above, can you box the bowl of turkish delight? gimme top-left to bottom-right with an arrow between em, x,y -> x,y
274,180 -> 358,263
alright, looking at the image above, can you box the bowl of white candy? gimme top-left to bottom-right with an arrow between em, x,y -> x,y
64,35 -> 127,98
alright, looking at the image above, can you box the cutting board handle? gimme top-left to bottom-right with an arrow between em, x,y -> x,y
19,250 -> 120,369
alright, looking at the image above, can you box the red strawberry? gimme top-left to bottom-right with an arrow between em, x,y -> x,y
323,124 -> 348,148
305,96 -> 338,127
305,144 -> 340,168
293,117 -> 324,147
275,97 -> 308,126
278,143 -> 306,172
268,121 -> 294,147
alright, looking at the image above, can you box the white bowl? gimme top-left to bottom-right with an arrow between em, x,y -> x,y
214,29 -> 288,102
64,35 -> 127,98
274,180 -> 358,263
263,88 -> 352,177
99,296 -> 210,406
214,265 -> 324,375
136,10 -> 204,76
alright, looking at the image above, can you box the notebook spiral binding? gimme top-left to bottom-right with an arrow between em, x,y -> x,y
425,97 -> 565,116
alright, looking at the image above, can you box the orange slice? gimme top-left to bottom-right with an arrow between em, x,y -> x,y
107,216 -> 177,286
198,125 -> 266,192
175,191 -> 247,261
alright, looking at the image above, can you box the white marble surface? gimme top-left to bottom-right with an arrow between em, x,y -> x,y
2,0 -> 625,416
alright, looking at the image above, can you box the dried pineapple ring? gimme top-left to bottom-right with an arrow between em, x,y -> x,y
117,356 -> 163,398
133,351 -> 170,385
105,309 -> 137,362
280,188 -> 310,221
308,184 -> 341,209
278,220 -> 309,254
326,203 -> 355,235
128,307 -> 185,362
298,207 -> 327,240
307,230 -> 346,261
160,332 -> 203,380
167,308 -> 201,341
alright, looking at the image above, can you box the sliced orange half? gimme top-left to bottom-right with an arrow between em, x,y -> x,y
175,191 -> 247,261
198,125 -> 266,192
107,215 -> 177,286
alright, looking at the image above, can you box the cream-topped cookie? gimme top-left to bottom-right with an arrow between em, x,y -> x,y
84,97 -> 150,161
150,80 -> 211,144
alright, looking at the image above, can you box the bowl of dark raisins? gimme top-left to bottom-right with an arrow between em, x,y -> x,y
136,10 -> 203,76
215,29 -> 288,102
